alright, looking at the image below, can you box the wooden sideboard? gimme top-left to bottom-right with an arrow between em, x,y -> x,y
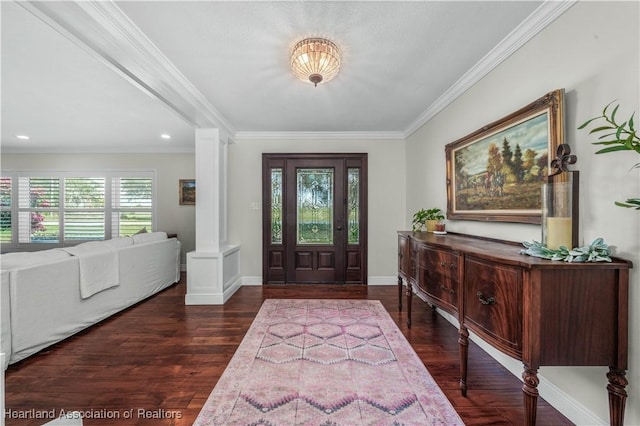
397,231 -> 631,426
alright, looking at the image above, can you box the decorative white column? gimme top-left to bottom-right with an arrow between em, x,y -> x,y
185,128 -> 240,304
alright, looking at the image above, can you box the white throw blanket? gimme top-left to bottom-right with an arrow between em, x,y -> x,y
61,244 -> 119,299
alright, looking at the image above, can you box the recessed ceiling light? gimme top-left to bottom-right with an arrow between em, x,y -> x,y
160,134 -> 171,140
16,135 -> 30,140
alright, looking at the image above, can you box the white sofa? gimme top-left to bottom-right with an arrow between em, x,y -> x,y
0,232 -> 180,369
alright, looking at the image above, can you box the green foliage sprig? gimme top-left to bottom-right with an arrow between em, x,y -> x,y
578,101 -> 639,161
615,198 -> 640,209
578,101 -> 639,209
520,238 -> 612,263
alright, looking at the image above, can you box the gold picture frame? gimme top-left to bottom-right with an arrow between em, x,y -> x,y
179,179 -> 196,205
445,89 -> 565,224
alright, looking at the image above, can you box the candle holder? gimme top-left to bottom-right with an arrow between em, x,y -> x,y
542,144 -> 579,250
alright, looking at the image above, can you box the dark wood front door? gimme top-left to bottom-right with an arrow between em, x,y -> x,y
263,153 -> 367,284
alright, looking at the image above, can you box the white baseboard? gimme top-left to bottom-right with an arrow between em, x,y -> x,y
367,276 -> 397,285
238,276 -> 397,285
184,275 -> 242,305
537,375 -> 607,425
241,276 -> 263,286
435,309 -> 606,426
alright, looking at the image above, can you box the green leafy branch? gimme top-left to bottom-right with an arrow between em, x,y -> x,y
614,198 -> 640,210
520,238 -> 612,263
578,101 -> 639,208
578,101 -> 639,162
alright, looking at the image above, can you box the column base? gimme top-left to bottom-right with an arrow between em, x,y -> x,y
185,245 -> 241,305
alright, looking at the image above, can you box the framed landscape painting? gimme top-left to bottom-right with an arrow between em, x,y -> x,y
445,89 -> 564,224
179,179 -> 196,205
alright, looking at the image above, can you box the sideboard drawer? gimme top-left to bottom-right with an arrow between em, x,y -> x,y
464,256 -> 522,358
419,246 -> 458,281
417,246 -> 459,312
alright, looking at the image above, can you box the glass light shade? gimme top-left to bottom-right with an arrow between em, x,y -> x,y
291,38 -> 341,86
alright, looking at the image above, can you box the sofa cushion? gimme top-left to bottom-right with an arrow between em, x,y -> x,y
1,249 -> 72,270
103,237 -> 134,248
66,237 -> 135,252
71,240 -> 109,251
132,231 -> 167,244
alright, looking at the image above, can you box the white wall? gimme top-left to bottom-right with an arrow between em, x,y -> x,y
406,1 -> 639,424
0,153 -> 196,266
228,137 -> 406,282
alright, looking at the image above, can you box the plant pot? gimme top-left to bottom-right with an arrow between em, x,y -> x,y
425,220 -> 438,233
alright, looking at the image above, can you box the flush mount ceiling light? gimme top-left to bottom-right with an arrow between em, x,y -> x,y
290,38 -> 341,87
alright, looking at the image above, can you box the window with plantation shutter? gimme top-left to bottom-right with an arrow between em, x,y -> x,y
112,177 -> 153,237
0,171 -> 155,250
64,177 -> 106,241
0,177 -> 12,243
18,177 -> 61,243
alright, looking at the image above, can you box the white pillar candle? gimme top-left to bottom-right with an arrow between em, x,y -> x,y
545,217 -> 572,250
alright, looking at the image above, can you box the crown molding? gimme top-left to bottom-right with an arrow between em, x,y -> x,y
234,131 -> 406,141
19,0 -> 235,137
403,0 -> 576,138
17,0 -> 574,143
0,146 -> 195,155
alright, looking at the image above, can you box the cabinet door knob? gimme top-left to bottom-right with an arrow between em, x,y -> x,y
477,291 -> 496,305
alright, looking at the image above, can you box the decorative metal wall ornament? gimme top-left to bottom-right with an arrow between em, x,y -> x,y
549,144 -> 578,176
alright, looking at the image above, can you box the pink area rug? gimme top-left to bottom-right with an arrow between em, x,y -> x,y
194,299 -> 464,425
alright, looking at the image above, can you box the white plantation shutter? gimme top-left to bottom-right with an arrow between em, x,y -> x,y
0,177 -> 12,243
111,177 -> 153,237
18,177 -> 60,243
0,171 -> 155,248
64,177 -> 106,241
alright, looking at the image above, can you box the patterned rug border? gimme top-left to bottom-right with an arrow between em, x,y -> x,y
194,299 -> 464,425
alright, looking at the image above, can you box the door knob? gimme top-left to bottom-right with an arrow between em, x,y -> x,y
336,226 -> 343,231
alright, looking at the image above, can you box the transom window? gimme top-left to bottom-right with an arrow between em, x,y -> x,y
1,171 -> 155,250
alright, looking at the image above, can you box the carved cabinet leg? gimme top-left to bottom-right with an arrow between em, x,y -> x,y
522,366 -> 540,426
398,275 -> 403,312
458,326 -> 469,397
406,285 -> 413,328
607,367 -> 627,426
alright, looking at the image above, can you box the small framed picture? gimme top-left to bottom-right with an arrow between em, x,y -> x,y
179,179 -> 196,205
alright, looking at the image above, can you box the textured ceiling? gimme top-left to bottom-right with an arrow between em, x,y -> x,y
1,1 -> 560,153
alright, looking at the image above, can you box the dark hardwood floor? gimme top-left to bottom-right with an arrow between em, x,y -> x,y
4,274 -> 573,425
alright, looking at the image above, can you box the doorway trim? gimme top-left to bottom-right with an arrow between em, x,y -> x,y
262,153 -> 368,285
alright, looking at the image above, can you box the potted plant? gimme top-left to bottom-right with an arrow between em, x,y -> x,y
578,101 -> 639,209
412,208 -> 445,232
